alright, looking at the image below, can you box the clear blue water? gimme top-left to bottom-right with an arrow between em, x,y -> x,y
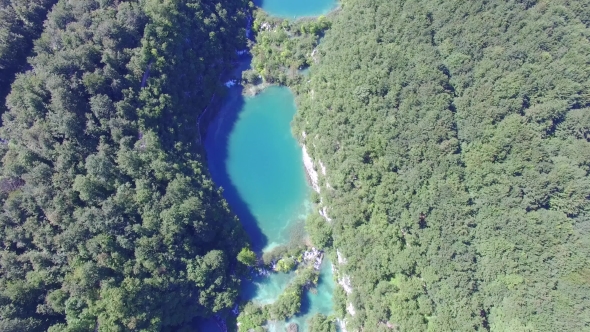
289,260 -> 335,331
254,0 -> 337,18
202,2 -> 338,329
205,86 -> 309,251
204,86 -> 334,331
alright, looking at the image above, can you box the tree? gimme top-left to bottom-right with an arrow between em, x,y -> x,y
237,247 -> 258,266
308,314 -> 336,332
0,0 -> 251,329
290,0 -> 590,330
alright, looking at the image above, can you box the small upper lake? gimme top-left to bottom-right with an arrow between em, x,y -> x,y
253,0 -> 337,18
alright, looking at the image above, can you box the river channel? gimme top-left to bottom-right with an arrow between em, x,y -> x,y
205,85 -> 335,332
202,1 -> 338,331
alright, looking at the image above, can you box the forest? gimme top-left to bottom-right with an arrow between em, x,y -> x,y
0,0 -> 56,115
2,0 -> 590,330
295,0 -> 590,331
0,0 -> 252,330
243,9 -> 331,87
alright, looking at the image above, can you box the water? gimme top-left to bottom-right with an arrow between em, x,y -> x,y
254,0 -> 337,18
204,85 -> 334,331
240,260 -> 335,332
205,86 -> 309,251
289,260 -> 335,331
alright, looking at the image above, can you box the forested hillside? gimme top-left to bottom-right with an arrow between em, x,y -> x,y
0,0 -> 56,114
0,0 -> 251,330
295,0 -> 590,331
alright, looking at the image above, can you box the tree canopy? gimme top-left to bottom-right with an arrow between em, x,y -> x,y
0,0 -> 251,330
294,0 -> 590,330
3,0 -> 590,330
0,0 -> 56,115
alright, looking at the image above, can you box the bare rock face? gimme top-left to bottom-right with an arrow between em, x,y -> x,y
347,302 -> 356,316
302,145 -> 320,193
338,274 -> 353,294
337,249 -> 347,265
319,206 -> 332,222
303,247 -> 324,270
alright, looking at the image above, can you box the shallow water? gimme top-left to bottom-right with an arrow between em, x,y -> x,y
254,0 -> 337,18
205,86 -> 334,331
288,260 -> 336,331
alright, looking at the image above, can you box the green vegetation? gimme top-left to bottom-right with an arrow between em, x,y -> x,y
269,267 -> 318,320
306,212 -> 333,248
262,240 -> 305,266
0,0 -> 56,115
308,313 -> 337,332
246,10 -> 331,86
294,0 -> 590,331
237,266 -> 319,329
275,257 -> 296,273
237,247 -> 258,266
0,0 -> 250,330
269,281 -> 304,321
236,302 -> 269,332
3,0 -> 589,330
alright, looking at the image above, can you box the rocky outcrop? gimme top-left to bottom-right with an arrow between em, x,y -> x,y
338,274 -> 353,294
301,132 -> 357,331
319,206 -> 332,222
302,144 -> 320,193
303,247 -> 324,270
319,160 -> 327,176
301,133 -> 333,225
337,318 -> 348,332
337,249 -> 347,265
347,302 -> 357,316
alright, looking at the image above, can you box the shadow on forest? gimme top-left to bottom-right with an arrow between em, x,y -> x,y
204,78 -> 269,252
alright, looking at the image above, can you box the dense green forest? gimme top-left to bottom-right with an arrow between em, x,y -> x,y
0,0 -> 252,330
295,0 -> 590,331
3,0 -> 590,330
0,0 -> 56,115
243,10 -> 331,87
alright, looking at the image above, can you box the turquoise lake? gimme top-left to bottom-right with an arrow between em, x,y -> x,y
254,0 -> 337,18
205,86 -> 309,251
204,85 -> 335,331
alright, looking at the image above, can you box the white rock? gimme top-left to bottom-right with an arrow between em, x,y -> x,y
319,206 -> 332,222
319,160 -> 327,176
337,319 -> 348,332
347,302 -> 356,316
339,274 -> 353,294
302,145 -> 320,193
337,249 -> 347,265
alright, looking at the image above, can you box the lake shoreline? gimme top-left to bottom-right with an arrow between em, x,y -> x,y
200,1 -> 342,330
